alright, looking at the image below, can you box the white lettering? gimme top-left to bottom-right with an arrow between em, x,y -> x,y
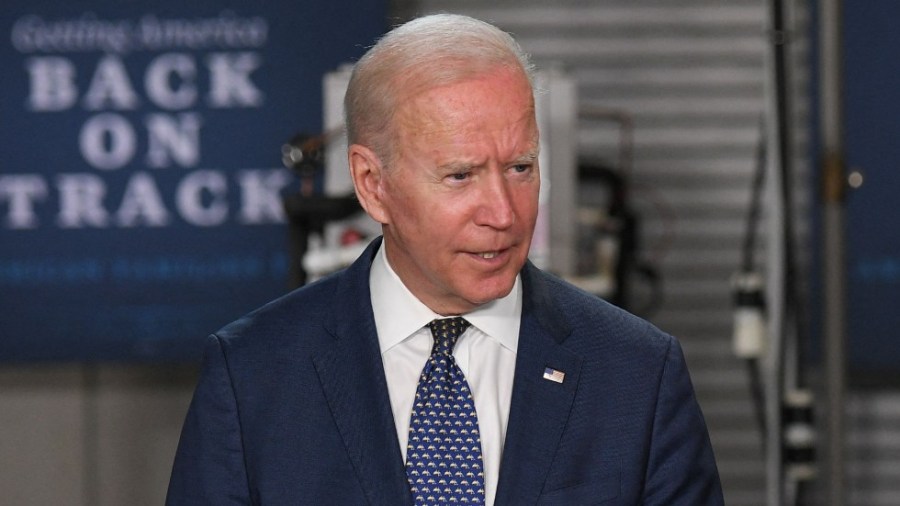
0,175 -> 47,229
82,54 -> 139,110
56,174 -> 109,228
79,113 -> 137,170
145,53 -> 197,109
115,172 -> 169,226
12,14 -> 132,54
145,113 -> 202,168
25,57 -> 77,111
207,52 -> 263,107
237,169 -> 290,224
1,170 -> 295,230
176,170 -> 228,226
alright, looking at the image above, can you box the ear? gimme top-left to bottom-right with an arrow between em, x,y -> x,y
348,143 -> 391,224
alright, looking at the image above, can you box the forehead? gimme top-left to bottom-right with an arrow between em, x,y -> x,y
392,67 -> 538,156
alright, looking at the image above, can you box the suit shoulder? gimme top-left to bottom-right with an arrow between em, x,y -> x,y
530,267 -> 674,356
213,271 -> 341,350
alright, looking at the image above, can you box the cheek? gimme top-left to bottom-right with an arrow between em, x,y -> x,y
514,186 -> 541,220
382,179 -> 422,225
392,196 -> 451,248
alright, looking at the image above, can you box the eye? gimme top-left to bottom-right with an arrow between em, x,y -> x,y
511,164 -> 532,174
449,172 -> 470,181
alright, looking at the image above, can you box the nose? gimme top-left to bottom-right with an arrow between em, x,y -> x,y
474,172 -> 515,229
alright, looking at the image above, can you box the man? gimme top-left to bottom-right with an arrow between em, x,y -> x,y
167,14 -> 723,505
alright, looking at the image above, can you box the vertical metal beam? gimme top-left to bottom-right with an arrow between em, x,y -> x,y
819,0 -> 847,504
539,68 -> 578,276
763,0 -> 792,502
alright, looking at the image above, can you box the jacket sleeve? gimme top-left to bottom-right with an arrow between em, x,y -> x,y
166,335 -> 252,505
642,337 -> 725,505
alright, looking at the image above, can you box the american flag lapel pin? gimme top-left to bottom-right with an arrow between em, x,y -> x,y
542,367 -> 565,384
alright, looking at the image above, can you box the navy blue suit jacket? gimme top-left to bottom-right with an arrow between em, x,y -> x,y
167,239 -> 723,505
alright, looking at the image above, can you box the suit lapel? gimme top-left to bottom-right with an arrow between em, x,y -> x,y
311,239 -> 413,506
495,264 -> 582,506
309,248 -> 581,505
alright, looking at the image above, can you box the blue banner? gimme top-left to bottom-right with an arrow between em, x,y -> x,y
0,1 -> 386,361
843,1 -> 900,382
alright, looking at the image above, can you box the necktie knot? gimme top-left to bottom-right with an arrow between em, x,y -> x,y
427,317 -> 470,356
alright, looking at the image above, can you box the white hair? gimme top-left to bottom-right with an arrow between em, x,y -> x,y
344,13 -> 535,165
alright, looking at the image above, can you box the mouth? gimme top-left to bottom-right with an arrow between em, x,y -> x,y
471,246 -> 514,262
465,241 -> 517,264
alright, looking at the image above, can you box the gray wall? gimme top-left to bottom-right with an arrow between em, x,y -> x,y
0,365 -> 196,505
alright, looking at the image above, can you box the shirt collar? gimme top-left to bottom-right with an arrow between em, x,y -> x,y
369,241 -> 521,354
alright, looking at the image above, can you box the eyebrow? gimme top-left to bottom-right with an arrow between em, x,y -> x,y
512,151 -> 539,164
436,161 -> 477,173
435,149 -> 539,173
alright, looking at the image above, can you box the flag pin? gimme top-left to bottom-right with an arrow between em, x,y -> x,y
542,367 -> 565,384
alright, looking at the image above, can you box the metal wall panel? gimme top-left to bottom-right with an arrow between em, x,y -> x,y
847,392 -> 900,505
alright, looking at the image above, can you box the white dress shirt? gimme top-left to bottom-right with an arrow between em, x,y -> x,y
369,242 -> 521,506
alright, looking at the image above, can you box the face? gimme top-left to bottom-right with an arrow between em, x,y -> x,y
358,66 -> 540,315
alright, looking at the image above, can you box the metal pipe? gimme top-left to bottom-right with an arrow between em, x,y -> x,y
763,0 -> 803,501
819,0 -> 847,504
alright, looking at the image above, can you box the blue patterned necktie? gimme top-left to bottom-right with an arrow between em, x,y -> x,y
405,317 -> 486,506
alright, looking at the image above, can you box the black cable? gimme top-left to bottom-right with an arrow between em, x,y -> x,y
739,118 -> 770,445
746,358 -> 769,445
742,117 -> 768,274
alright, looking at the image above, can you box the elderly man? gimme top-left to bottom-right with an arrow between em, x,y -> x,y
167,13 -> 723,506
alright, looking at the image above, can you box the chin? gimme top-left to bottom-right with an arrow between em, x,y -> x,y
466,279 -> 516,306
